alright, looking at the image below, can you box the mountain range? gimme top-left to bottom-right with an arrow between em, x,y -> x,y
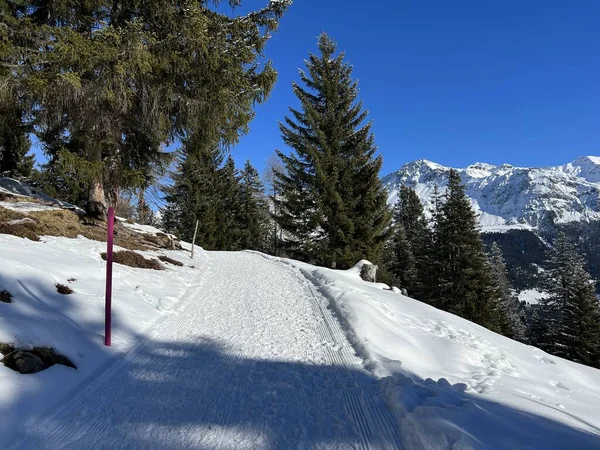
382,156 -> 600,292
383,156 -> 600,233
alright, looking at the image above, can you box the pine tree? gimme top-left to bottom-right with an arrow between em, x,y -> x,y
537,233 -> 600,368
274,33 -> 391,268
419,185 -> 444,303
238,160 -> 270,251
163,141 -> 225,249
387,186 -> 431,298
0,102 -> 33,177
433,169 -> 500,330
218,156 -> 243,251
3,0 -> 290,219
387,224 -> 416,290
488,243 -> 527,341
0,4 -> 33,177
264,151 -> 286,256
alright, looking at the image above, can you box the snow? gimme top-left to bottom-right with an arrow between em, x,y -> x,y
518,289 -> 548,305
0,233 -> 199,443
2,220 -> 600,448
282,259 -> 600,449
118,219 -> 164,236
0,201 -> 60,212
1,236 -> 399,449
0,178 -> 80,211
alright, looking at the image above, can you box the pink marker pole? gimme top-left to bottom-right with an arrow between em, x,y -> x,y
105,207 -> 115,346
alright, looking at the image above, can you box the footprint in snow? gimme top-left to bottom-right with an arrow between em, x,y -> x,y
536,355 -> 556,365
551,381 -> 570,391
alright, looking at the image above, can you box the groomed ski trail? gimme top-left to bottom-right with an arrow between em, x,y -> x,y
8,251 -> 401,450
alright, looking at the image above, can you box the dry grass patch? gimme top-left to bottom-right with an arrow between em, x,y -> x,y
157,255 -> 184,267
0,206 -> 149,250
0,208 -> 40,241
56,283 -> 74,295
101,250 -> 164,270
0,191 -> 18,202
0,342 -> 13,355
0,290 -> 12,303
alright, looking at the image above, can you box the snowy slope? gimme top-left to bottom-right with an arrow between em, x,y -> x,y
1,232 -> 400,449
2,220 -> 600,449
285,259 -> 600,449
382,156 -> 600,231
0,233 -> 201,442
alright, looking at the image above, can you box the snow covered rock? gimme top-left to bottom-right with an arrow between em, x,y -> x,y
5,351 -> 44,374
5,218 -> 36,226
360,262 -> 378,283
140,231 -> 182,250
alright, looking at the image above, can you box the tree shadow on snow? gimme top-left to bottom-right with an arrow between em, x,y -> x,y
0,272 -> 134,440
6,336 -> 600,450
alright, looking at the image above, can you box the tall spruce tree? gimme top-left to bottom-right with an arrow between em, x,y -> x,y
163,140 -> 225,249
0,3 -> 33,177
274,33 -> 391,268
488,242 -> 527,341
387,186 -> 431,298
387,224 -> 416,290
264,151 -> 285,256
536,233 -> 600,368
0,102 -> 33,177
238,160 -> 270,251
218,155 -> 243,250
2,0 -> 290,219
433,169 -> 500,331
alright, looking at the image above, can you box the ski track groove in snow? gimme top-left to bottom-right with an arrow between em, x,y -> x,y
7,252 -> 215,449
7,251 -> 402,449
267,256 -> 403,450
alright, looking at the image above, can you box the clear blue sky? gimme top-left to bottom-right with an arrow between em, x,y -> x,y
228,0 -> 600,176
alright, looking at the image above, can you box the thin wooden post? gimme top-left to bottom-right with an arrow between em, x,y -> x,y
105,207 -> 115,346
191,219 -> 199,259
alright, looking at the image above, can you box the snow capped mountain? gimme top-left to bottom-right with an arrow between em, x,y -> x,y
382,156 -> 600,232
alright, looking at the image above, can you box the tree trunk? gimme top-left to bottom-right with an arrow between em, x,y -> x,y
86,145 -> 107,221
138,187 -> 145,225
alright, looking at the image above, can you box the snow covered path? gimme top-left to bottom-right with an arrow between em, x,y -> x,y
8,251 -> 401,450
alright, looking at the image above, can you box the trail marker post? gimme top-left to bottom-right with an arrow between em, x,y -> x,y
105,207 -> 115,346
191,219 -> 199,259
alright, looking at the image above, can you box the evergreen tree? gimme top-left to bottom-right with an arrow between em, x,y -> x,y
2,0 -> 290,219
238,160 -> 270,251
0,4 -> 33,177
0,102 -> 33,177
537,233 -> 600,368
387,186 -> 431,298
264,151 -> 285,256
419,185 -> 444,303
387,224 -> 416,290
488,242 -> 527,341
433,170 -> 500,330
163,141 -> 225,248
163,142 -> 248,251
218,155 -> 243,250
274,33 -> 391,268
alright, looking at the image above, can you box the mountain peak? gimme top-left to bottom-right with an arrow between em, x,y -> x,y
407,159 -> 448,171
562,155 -> 600,182
465,162 -> 496,178
571,155 -> 600,167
